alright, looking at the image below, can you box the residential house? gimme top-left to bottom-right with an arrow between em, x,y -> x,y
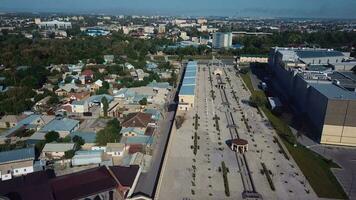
104,55 -> 115,64
106,143 -> 126,157
69,131 -> 96,149
41,143 -> 76,160
0,115 -> 25,129
121,112 -> 155,132
34,96 -> 51,112
90,79 -> 103,92
80,69 -> 94,84
0,114 -> 55,140
0,147 -> 35,181
146,62 -> 158,72
135,69 -> 148,81
71,150 -> 104,166
71,100 -> 89,113
42,83 -> 55,92
124,62 -> 135,70
120,127 -> 145,137
40,117 -> 80,138
55,84 -> 79,96
67,91 -> 90,101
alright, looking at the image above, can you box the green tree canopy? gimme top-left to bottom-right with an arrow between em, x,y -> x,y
101,97 -> 109,117
95,118 -> 122,145
45,131 -> 60,143
139,97 -> 148,105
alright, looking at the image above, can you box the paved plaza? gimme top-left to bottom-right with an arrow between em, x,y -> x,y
156,63 -> 318,200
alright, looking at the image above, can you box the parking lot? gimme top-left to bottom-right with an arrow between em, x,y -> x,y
156,63 -> 318,200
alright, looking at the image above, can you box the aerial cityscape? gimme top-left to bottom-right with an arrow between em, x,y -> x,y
0,1 -> 356,200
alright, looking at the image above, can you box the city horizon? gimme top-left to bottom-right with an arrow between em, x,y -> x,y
1,0 -> 356,19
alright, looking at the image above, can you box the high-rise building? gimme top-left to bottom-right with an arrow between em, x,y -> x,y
158,24 -> 166,33
212,32 -> 232,49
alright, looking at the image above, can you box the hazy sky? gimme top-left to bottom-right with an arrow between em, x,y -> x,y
1,0 -> 356,18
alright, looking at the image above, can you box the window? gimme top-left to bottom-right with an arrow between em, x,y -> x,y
24,169 -> 26,172
15,170 -> 18,173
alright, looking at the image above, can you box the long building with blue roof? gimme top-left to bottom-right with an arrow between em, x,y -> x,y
178,61 -> 197,111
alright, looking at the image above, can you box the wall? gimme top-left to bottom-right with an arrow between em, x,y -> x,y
178,95 -> 195,111
321,100 -> 356,146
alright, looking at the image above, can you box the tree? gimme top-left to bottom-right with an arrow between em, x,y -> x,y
48,96 -> 59,105
64,150 -> 75,159
139,97 -> 148,105
45,131 -> 59,143
249,93 -> 266,107
64,76 -> 73,83
101,97 -> 109,117
72,135 -> 85,148
95,118 -> 122,145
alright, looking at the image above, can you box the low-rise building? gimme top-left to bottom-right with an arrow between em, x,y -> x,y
41,143 -> 76,160
106,143 -> 126,157
178,61 -> 197,111
71,150 -> 104,166
0,115 -> 25,129
0,147 -> 35,181
40,118 -> 80,138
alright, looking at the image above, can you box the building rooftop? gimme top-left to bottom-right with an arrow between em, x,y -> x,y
0,147 -> 35,164
42,143 -> 76,152
328,71 -> 356,90
121,136 -> 153,145
88,94 -> 114,103
109,165 -> 140,187
40,118 -> 79,133
50,166 -> 117,200
0,170 -> 56,200
309,82 -> 356,100
182,77 -> 196,85
179,85 -> 195,96
296,50 -> 344,59
120,127 -> 145,136
106,143 -> 125,152
69,131 -> 96,143
184,70 -> 196,78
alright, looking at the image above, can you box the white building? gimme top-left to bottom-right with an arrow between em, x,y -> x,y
38,20 -> 72,30
212,32 -> 232,49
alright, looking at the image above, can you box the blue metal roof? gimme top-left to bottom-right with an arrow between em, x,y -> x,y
296,50 -> 344,59
88,94 -> 114,103
179,85 -> 195,95
0,147 -> 35,164
184,71 -> 196,78
41,118 -> 79,132
121,136 -> 153,145
182,77 -> 196,85
70,131 -> 96,143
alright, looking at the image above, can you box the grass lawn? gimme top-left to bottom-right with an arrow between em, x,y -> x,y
240,69 -> 347,199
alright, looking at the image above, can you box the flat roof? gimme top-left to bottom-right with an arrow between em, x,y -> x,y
184,70 -> 196,78
309,82 -> 356,100
296,50 -> 344,58
179,85 -> 195,96
182,77 -> 196,85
